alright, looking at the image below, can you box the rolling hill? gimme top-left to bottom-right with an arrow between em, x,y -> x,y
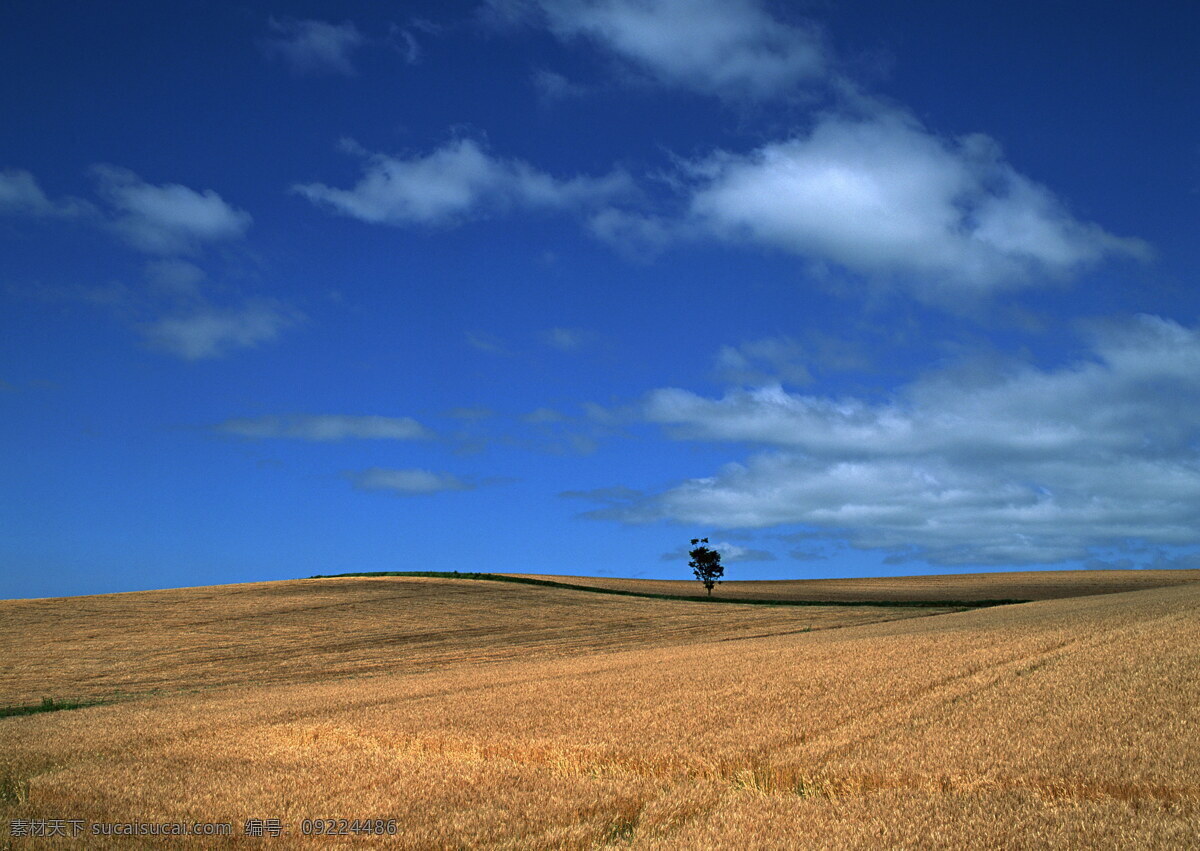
2,571 -> 1198,848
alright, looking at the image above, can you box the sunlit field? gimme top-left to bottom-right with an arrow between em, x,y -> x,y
0,577 -> 951,707
3,572 -> 1199,848
505,569 -> 1200,603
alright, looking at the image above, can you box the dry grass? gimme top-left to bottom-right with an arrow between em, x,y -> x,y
2,573 -> 1199,848
504,568 -> 1200,602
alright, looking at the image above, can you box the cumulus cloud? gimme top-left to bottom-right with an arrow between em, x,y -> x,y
141,301 -> 299,360
346,468 -> 472,495
491,0 -> 825,99
92,165 -> 252,255
600,315 -> 1200,566
479,3 -> 1142,298
294,138 -> 631,227
687,110 -> 1148,298
264,18 -> 365,76
216,414 -> 433,441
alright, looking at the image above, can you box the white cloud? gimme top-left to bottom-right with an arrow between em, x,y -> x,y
603,315 -> 1200,566
1,166 -> 250,256
523,407 -> 568,424
660,540 -> 776,562
92,165 -> 252,255
0,169 -> 51,215
531,68 -> 588,100
295,139 -> 631,227
2,167 -> 297,359
543,327 -> 594,351
714,336 -> 812,386
586,207 -> 675,255
0,169 -> 89,217
465,330 -> 511,355
493,0 -> 825,99
141,301 -> 299,360
264,18 -> 365,76
217,415 -> 433,441
347,468 -> 472,495
483,4 -> 1143,300
389,25 -> 422,64
687,110 -> 1148,298
143,259 -> 206,297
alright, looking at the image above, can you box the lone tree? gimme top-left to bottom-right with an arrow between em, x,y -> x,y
688,537 -> 724,597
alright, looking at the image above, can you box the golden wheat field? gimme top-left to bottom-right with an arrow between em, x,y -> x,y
0,578 -> 951,707
504,569 -> 1200,603
2,571 -> 1199,848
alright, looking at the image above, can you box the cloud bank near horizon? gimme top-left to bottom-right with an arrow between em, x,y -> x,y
582,314 -> 1200,567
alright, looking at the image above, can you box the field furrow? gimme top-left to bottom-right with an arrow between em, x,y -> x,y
3,573 -> 1198,848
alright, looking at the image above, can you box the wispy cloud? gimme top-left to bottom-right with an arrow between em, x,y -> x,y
294,138 -> 632,227
531,68 -> 588,101
2,166 -> 300,359
598,314 -> 1200,566
465,330 -> 511,355
714,336 -> 812,386
788,549 -> 827,562
1,166 -> 251,256
264,17 -> 366,76
386,21 -> 433,65
0,169 -> 91,218
346,468 -> 472,495
559,485 -> 643,503
91,165 -> 252,255
542,327 -> 594,351
659,540 -> 776,562
142,301 -> 300,360
523,406 -> 568,424
490,0 -> 826,99
216,414 -> 433,441
142,258 -> 206,297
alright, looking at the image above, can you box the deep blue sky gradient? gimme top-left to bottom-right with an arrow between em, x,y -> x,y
3,1 -> 1199,598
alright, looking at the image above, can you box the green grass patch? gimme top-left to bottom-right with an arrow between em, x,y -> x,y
308,571 -> 1028,609
0,697 -> 105,719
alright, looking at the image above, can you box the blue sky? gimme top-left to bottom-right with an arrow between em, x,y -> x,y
3,0 -> 1199,599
